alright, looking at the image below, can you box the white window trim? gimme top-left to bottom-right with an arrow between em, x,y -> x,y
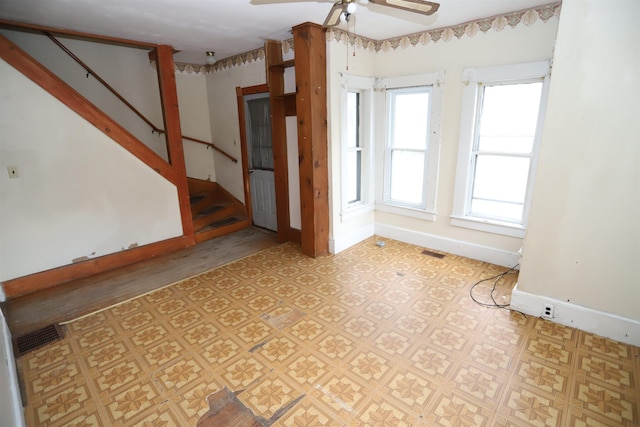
340,73 -> 375,222
374,71 -> 445,222
451,60 -> 551,238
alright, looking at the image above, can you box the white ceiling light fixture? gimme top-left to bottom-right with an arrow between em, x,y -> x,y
205,51 -> 216,64
340,1 -> 357,23
323,0 -> 440,27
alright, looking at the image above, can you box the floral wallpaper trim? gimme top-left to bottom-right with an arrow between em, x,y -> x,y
327,2 -> 561,51
173,2 -> 560,74
172,39 -> 295,75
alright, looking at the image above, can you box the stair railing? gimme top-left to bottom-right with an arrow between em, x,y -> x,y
182,135 -> 238,163
46,33 -> 238,164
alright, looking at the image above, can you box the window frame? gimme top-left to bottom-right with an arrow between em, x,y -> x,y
375,71 -> 445,221
451,60 -> 551,238
340,73 -> 375,221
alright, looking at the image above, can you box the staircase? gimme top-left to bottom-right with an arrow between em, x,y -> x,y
188,178 -> 250,243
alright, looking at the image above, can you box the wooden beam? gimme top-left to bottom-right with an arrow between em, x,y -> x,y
0,33 -> 198,300
292,23 -> 329,257
0,19 -> 157,49
155,45 -> 194,238
265,40 -> 293,243
0,33 -> 176,181
1,236 -> 194,299
236,86 -> 254,226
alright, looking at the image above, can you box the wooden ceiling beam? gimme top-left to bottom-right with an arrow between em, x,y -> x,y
0,18 -> 157,49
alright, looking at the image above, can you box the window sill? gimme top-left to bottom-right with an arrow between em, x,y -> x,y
375,203 -> 436,222
450,215 -> 525,238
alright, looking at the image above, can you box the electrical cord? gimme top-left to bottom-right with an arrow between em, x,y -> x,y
469,264 -> 523,314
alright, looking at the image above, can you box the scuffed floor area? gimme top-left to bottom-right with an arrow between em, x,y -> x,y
19,237 -> 639,426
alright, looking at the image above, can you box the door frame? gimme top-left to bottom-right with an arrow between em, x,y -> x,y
236,84 -> 291,242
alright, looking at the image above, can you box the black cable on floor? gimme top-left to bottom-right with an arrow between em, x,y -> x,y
469,264 -> 524,315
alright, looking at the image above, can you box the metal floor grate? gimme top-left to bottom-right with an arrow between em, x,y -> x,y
15,324 -> 63,356
189,195 -> 205,205
422,249 -> 446,259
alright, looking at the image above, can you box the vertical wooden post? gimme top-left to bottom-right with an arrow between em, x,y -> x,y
265,40 -> 292,243
155,45 -> 195,239
235,85 -> 254,226
292,23 -> 329,257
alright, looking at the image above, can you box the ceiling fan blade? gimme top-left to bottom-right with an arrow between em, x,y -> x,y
369,0 -> 439,16
324,2 -> 344,27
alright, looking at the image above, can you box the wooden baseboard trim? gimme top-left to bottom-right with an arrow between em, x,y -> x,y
1,235 -> 196,299
288,228 -> 302,245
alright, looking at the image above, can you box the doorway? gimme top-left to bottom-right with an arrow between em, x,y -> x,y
244,92 -> 277,231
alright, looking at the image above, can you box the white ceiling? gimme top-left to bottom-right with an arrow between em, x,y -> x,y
0,0 -> 552,64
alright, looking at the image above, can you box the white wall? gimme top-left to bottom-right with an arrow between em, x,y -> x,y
326,19 -> 559,265
176,72 -> 216,181
0,29 -> 169,159
206,55 -> 303,231
1,29 -> 217,182
0,60 -> 183,282
327,39 -> 378,252
206,61 -> 265,202
512,0 -> 640,344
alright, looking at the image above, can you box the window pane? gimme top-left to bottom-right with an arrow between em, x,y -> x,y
346,150 -> 361,204
390,150 -> 424,204
247,97 -> 274,169
471,155 -> 530,221
347,92 -> 359,149
390,91 -> 430,150
477,82 -> 542,154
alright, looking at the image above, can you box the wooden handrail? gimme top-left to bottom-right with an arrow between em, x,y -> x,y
46,33 -> 238,164
183,136 -> 238,163
46,33 -> 164,133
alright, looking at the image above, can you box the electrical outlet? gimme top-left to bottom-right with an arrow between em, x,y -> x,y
542,303 -> 554,319
7,166 -> 19,179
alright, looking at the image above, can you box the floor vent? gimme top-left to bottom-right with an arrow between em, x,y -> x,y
422,249 -> 445,259
189,195 -> 205,205
15,324 -> 64,356
199,205 -> 224,216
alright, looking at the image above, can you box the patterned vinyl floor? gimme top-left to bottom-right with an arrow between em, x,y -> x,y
19,237 -> 639,426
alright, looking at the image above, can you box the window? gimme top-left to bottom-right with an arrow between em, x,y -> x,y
340,74 -> 374,220
376,72 -> 445,221
346,91 -> 362,204
386,87 -> 431,207
451,61 -> 550,237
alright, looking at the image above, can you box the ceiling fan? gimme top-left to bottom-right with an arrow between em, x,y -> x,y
323,0 -> 440,27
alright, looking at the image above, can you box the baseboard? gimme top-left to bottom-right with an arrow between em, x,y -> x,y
288,228 -> 302,245
511,284 -> 640,347
1,235 -> 195,299
329,223 -> 375,254
374,223 -> 520,267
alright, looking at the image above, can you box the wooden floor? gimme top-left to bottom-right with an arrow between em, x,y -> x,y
3,227 -> 278,338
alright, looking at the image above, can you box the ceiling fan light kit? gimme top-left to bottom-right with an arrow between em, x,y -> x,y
323,0 -> 440,28
377,0 -> 440,15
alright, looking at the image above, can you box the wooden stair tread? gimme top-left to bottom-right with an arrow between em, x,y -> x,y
194,218 -> 251,243
193,203 -> 243,232
188,177 -> 250,242
190,193 -> 218,218
195,203 -> 228,217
